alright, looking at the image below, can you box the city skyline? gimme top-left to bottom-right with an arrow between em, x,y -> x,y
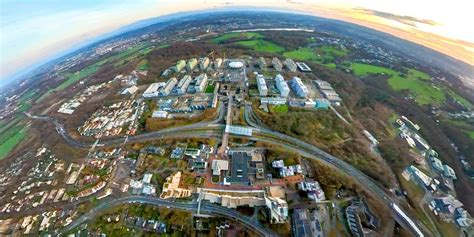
1,0 -> 473,82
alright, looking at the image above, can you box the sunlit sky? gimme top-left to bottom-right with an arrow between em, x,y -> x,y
1,0 -> 473,81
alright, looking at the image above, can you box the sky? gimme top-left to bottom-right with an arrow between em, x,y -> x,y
1,0 -> 473,82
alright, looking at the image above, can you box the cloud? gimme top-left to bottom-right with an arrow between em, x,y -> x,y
354,8 -> 439,27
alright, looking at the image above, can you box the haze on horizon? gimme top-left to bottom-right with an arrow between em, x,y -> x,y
1,0 -> 473,82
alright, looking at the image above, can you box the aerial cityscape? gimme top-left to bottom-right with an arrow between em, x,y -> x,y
0,1 -> 473,237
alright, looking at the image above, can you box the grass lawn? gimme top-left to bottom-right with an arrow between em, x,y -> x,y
271,104 -> 288,113
0,126 -> 28,160
235,39 -> 285,53
283,46 -> 343,68
211,32 -> 263,44
136,59 -> 150,71
466,131 -> 474,140
283,47 -> 321,61
205,83 -> 215,93
351,63 -> 450,106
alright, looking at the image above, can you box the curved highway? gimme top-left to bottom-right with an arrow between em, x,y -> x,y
58,195 -> 277,236
27,102 -> 427,236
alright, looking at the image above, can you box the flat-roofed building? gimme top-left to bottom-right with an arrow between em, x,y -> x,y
174,60 -> 186,72
175,75 -> 192,95
260,97 -> 287,105
160,171 -> 192,199
194,73 -> 208,93
199,57 -> 210,70
143,82 -> 165,98
257,57 -> 267,71
212,159 -> 229,176
296,62 -> 312,72
214,58 -> 223,69
284,58 -> 297,72
272,57 -> 283,71
257,74 -> 268,96
159,77 -> 178,96
275,74 -> 289,97
291,77 -> 309,98
186,58 -> 198,71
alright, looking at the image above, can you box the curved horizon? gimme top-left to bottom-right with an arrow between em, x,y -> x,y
1,0 -> 473,83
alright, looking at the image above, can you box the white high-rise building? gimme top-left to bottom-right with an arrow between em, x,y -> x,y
175,75 -> 192,95
159,77 -> 178,96
194,73 -> 208,93
256,74 -> 268,96
291,77 -> 309,98
275,74 -> 289,97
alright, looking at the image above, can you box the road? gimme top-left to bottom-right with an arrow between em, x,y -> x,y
243,105 -> 427,237
58,195 -> 276,237
27,103 -> 426,236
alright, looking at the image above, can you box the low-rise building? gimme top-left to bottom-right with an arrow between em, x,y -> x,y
152,110 -> 168,118
297,180 -> 326,202
212,160 -> 229,176
260,97 -> 287,105
296,62 -> 311,72
160,172 -> 192,199
284,58 -> 297,72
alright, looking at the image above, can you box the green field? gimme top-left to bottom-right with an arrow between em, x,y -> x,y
0,126 -> 28,160
205,83 -> 215,93
36,62 -> 102,102
235,39 -> 285,53
283,46 -> 345,67
349,63 -> 459,106
271,104 -> 288,113
136,59 -> 150,71
211,32 -> 263,44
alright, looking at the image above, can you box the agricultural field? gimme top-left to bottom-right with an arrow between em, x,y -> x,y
235,39 -> 285,53
0,126 -> 28,160
350,63 -> 472,107
36,62 -> 101,102
211,32 -> 263,44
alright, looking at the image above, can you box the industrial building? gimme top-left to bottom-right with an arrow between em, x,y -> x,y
272,57 -> 283,71
159,77 -> 178,96
275,74 -> 290,97
199,57 -> 210,70
194,73 -> 208,93
186,58 -> 198,71
174,60 -> 186,73
175,75 -> 192,95
296,62 -> 312,72
291,77 -> 309,98
143,82 -> 165,98
256,74 -> 268,96
284,58 -> 297,72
